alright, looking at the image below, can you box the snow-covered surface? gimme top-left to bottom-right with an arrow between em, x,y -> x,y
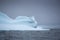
0,24 -> 50,30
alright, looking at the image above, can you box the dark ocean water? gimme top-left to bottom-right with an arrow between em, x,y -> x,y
0,29 -> 60,40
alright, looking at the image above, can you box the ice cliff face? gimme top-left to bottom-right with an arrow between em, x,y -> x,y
0,12 -> 37,28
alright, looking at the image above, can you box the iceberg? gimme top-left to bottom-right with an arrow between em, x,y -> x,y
0,12 -> 50,30
0,12 -> 37,28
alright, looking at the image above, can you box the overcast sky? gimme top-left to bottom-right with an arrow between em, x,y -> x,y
0,0 -> 60,25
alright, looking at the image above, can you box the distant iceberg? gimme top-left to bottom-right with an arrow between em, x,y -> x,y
0,12 -> 37,28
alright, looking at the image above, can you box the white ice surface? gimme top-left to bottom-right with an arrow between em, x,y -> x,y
0,24 -> 50,31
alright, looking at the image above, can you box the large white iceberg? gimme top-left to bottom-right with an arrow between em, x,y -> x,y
0,12 -> 50,30
0,12 -> 37,28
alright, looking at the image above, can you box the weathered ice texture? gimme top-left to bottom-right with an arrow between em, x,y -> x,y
0,29 -> 60,40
